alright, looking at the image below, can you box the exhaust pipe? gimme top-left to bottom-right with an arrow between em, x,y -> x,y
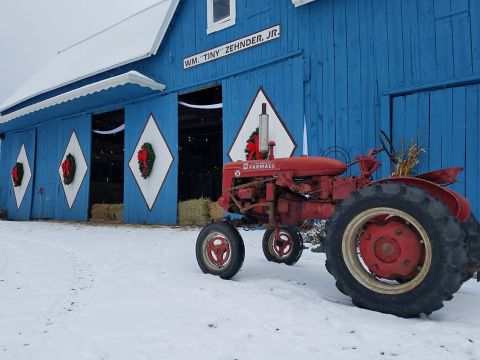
259,103 -> 269,159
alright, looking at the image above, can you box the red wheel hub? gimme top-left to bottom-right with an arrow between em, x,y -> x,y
359,219 -> 423,280
373,237 -> 401,263
207,235 -> 231,267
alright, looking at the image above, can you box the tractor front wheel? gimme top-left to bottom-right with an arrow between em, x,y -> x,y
324,183 -> 467,317
196,222 -> 245,279
262,227 -> 303,265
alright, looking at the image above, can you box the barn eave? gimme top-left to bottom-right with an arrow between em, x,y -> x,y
0,71 -> 165,129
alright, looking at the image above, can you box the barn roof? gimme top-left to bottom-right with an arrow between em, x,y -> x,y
0,0 -> 179,114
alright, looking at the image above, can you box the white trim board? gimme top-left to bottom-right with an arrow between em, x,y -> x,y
207,0 -> 236,34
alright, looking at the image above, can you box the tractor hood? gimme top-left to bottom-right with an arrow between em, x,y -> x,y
225,156 -> 347,178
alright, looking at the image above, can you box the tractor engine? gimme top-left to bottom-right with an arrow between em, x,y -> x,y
217,156 -> 365,227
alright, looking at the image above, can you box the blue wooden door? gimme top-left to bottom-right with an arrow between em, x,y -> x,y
4,129 -> 36,220
124,93 -> 178,224
32,115 -> 92,221
31,121 -> 59,219
392,84 -> 480,217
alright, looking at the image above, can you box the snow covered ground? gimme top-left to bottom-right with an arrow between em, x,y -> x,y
0,221 -> 479,360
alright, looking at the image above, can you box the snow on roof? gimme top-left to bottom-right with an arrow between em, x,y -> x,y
0,0 -> 179,113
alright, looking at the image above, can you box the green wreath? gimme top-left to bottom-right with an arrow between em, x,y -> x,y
11,162 -> 24,187
61,153 -> 76,185
245,128 -> 260,160
137,142 -> 156,179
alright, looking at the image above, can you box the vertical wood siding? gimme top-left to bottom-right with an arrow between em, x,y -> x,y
124,94 -> 178,224
222,56 -> 304,163
0,115 -> 91,221
31,114 -> 91,221
392,85 -> 480,216
0,129 -> 36,220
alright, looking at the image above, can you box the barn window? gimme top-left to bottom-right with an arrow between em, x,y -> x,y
207,0 -> 236,34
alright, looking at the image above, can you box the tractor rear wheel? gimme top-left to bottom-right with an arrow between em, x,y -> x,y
262,227 -> 303,265
324,183 -> 467,317
196,222 -> 245,280
461,214 -> 480,282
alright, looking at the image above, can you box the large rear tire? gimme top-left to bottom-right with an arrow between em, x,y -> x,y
324,183 -> 467,317
196,222 -> 245,280
461,214 -> 480,282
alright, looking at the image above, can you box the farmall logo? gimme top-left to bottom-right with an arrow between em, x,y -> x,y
242,162 -> 275,171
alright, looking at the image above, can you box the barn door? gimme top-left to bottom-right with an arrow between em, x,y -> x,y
32,122 -> 58,219
124,93 -> 178,224
223,55 -> 304,163
5,128 -> 36,220
31,114 -> 92,221
392,85 -> 480,217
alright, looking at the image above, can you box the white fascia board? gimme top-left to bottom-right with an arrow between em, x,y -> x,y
150,0 -> 180,55
292,0 -> 317,7
0,71 -> 165,124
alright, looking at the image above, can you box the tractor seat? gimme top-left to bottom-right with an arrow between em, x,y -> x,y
273,156 -> 347,177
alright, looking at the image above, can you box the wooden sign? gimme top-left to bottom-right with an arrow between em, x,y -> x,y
183,25 -> 280,69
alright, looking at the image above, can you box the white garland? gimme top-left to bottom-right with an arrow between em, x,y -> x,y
93,124 -> 125,135
178,101 -> 223,110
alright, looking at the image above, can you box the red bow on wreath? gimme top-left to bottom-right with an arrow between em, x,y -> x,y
61,158 -> 71,177
246,134 -> 260,160
137,146 -> 149,175
11,167 -> 20,184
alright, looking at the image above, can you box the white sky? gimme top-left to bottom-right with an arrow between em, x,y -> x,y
0,0 -> 159,106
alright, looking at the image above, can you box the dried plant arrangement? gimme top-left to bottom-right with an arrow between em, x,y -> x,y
391,139 -> 426,177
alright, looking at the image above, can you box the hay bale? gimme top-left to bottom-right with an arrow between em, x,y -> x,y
91,204 -> 109,221
91,204 -> 124,223
109,204 -> 124,223
209,201 -> 225,221
178,198 -> 211,226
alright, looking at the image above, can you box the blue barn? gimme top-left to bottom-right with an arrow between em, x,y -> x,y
0,0 -> 479,224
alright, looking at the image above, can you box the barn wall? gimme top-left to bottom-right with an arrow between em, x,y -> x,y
149,0 -> 478,215
139,0 -> 479,180
222,55 -> 305,162
0,128 -> 36,220
0,114 -> 91,221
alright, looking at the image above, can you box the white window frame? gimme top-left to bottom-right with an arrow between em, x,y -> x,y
207,0 -> 236,34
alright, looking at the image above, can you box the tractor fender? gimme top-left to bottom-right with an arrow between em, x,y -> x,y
372,177 -> 471,222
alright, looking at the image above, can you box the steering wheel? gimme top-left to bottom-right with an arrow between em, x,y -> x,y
379,130 -> 398,164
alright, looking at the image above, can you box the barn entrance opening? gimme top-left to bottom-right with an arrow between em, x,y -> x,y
89,109 -> 125,219
178,85 -> 223,202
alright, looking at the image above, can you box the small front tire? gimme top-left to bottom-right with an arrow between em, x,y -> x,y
196,222 -> 245,280
262,227 -> 303,265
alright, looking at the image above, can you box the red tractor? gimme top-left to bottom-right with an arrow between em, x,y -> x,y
196,131 -> 480,317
